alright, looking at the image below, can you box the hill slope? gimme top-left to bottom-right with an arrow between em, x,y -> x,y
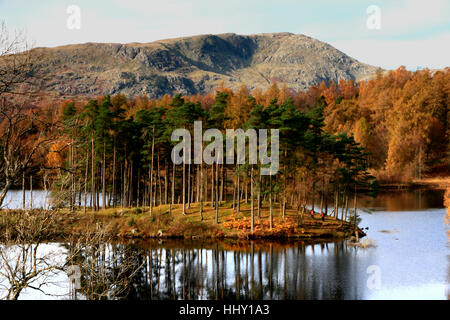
31,32 -> 381,97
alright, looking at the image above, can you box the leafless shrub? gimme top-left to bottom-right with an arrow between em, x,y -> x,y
0,211 -> 144,300
65,227 -> 146,299
0,20 -> 41,97
0,210 -> 62,299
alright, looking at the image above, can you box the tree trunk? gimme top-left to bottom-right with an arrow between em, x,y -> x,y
0,179 -> 13,209
158,153 -> 162,207
215,153 -> 219,224
187,162 -> 191,209
170,160 -> 175,215
354,184 -> 358,239
269,171 -> 273,230
245,179 -> 248,204
29,175 -> 33,210
319,190 -> 324,214
257,174 -> 261,219
137,167 -> 141,207
251,165 -> 254,232
236,165 -> 240,213
165,161 -> 168,205
220,164 -> 224,202
232,176 -> 236,212
182,126 -> 186,215
149,127 -> 155,215
112,137 -> 116,207
129,162 -> 133,207
44,172 -> 49,210
190,165 -> 194,206
211,165 -> 214,208
84,153 -> 88,213
344,194 -> 349,222
102,140 -> 106,210
200,162 -> 204,220
182,161 -> 186,215
91,135 -> 96,211
22,171 -> 25,210
196,165 -> 200,203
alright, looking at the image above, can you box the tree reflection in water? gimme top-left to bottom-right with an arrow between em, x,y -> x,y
1,187 -> 448,300
1,236 -> 370,300
60,240 -> 366,300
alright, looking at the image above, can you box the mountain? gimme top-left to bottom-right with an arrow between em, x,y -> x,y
31,32 -> 381,98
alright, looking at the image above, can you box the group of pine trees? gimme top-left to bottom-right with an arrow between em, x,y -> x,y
45,84 -> 376,229
3,66 -> 448,228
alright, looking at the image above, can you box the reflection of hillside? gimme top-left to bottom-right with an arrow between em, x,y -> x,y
360,189 -> 445,211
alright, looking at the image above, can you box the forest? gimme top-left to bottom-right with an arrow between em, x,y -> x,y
0,67 -> 449,233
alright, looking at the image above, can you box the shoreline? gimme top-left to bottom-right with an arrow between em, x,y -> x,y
2,181 -> 447,243
0,203 -> 366,242
377,176 -> 450,190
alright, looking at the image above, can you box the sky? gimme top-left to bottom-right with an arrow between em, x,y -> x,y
1,0 -> 449,70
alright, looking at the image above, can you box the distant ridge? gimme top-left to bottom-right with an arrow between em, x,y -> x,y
30,32 -> 381,97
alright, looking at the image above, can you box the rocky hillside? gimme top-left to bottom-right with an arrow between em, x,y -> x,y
31,32 -> 381,98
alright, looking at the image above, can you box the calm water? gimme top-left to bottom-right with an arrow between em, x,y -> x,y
0,190 -> 105,210
0,189 -> 448,300
1,190 -> 49,210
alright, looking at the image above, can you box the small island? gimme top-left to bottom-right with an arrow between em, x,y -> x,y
0,201 -> 365,242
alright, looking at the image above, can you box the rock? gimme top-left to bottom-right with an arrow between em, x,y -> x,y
348,238 -> 378,248
25,33 -> 380,98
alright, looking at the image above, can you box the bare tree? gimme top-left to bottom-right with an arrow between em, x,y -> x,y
0,21 -> 40,97
0,211 -> 144,300
66,228 -> 145,300
0,21 -> 47,208
0,100 -> 56,207
0,210 -> 62,299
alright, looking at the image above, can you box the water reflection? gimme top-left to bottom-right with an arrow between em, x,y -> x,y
359,189 -> 445,211
0,188 -> 448,300
0,242 -> 65,299
1,240 -> 379,300
117,240 -> 370,300
445,186 -> 450,299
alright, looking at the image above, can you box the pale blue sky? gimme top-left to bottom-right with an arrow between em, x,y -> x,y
1,0 -> 449,69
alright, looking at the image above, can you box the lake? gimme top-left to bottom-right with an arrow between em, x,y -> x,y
0,188 -> 448,300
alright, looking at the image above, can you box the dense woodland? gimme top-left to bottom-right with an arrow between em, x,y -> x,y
0,67 -> 449,229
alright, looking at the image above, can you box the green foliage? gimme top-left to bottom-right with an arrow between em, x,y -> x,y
58,88 -> 377,211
